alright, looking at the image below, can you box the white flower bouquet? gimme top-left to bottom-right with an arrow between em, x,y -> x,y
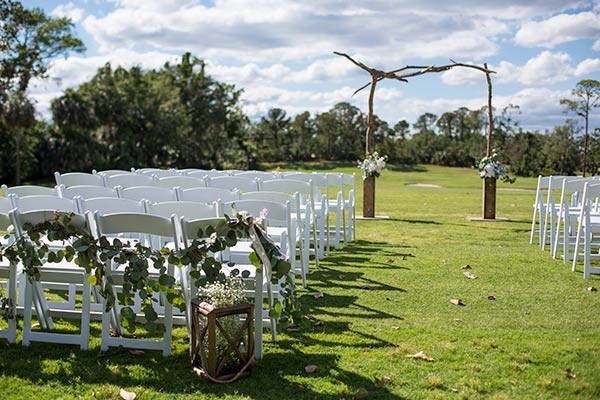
358,151 -> 387,180
478,151 -> 515,183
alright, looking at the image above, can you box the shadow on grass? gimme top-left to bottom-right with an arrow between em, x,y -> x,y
387,164 -> 427,172
0,339 -> 405,399
391,217 -> 442,225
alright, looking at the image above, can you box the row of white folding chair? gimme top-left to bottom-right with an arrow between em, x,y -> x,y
2,184 -> 59,197
3,197 -> 270,356
552,177 -> 598,262
571,182 -> 600,279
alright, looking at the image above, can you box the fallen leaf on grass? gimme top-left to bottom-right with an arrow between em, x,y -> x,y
305,364 -> 318,373
391,326 -> 400,330
488,295 -> 496,300
314,320 -> 324,327
377,376 -> 392,387
402,255 -> 407,260
587,287 -> 597,292
387,259 -> 395,264
286,327 -> 301,332
563,369 -> 576,379
450,298 -> 465,306
303,314 -> 316,320
128,350 -> 145,356
406,351 -> 434,362
119,388 -> 137,400
338,274 -> 345,280
464,272 -> 478,279
314,291 -> 324,299
461,264 -> 472,269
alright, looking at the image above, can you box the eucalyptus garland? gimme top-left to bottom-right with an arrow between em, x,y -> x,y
0,211 -> 300,333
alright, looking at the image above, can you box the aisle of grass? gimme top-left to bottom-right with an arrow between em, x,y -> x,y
0,165 -> 599,399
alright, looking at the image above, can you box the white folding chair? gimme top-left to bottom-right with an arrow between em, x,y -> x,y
9,209 -> 91,349
92,212 -> 178,355
186,170 -> 230,179
544,175 -> 576,253
2,184 -> 58,198
104,173 -> 156,189
55,171 -> 106,187
156,176 -> 206,190
0,197 -> 17,343
207,176 -> 259,193
572,183 -> 600,278
58,184 -> 118,200
117,185 -> 177,203
177,187 -> 240,204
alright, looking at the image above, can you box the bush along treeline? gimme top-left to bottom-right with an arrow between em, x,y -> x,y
1,54 -> 599,183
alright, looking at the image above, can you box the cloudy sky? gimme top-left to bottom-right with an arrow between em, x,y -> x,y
24,0 -> 600,132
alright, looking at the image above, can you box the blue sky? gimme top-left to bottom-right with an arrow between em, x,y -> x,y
25,0 -> 600,132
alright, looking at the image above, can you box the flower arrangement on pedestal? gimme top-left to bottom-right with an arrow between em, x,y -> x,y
477,151 -> 515,183
358,151 -> 387,180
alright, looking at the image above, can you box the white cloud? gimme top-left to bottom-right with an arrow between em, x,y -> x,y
515,11 -> 600,48
593,39 -> 600,51
50,2 -> 85,23
444,52 -> 600,86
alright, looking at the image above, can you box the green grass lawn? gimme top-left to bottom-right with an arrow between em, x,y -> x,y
1,164 -> 599,399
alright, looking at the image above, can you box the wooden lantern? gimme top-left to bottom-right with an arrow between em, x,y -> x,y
191,299 -> 254,383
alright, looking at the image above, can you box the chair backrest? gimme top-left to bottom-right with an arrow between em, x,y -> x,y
241,191 -> 298,211
222,199 -> 290,227
55,172 -> 105,187
260,179 -> 312,205
78,197 -> 145,215
177,187 -> 240,203
105,173 -> 156,189
58,184 -> 118,200
180,217 -> 228,245
12,195 -> 78,213
146,201 -> 218,220
285,172 -> 328,201
186,170 -> 219,179
156,176 -> 206,190
207,176 -> 259,193
117,185 -> 177,203
559,177 -> 595,207
93,212 -> 177,246
93,169 -> 131,177
2,185 -> 58,198
10,209 -> 88,238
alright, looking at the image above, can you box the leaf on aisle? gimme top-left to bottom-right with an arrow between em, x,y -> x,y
387,259 -> 395,264
128,349 -> 145,356
461,264 -> 472,269
406,351 -> 434,362
119,388 -> 137,400
562,369 -> 576,379
464,272 -> 478,279
338,274 -> 346,280
450,298 -> 465,306
487,295 -> 496,300
377,376 -> 392,387
587,286 -> 597,292
314,320 -> 324,327
314,291 -> 324,299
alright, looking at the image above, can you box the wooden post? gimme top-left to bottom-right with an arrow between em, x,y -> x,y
363,175 -> 375,218
482,178 -> 496,219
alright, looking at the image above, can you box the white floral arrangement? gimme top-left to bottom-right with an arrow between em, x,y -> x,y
197,276 -> 247,307
478,151 -> 515,183
358,151 -> 387,180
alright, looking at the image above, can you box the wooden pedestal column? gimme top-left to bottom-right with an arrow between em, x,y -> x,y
363,175 -> 375,218
482,177 -> 496,219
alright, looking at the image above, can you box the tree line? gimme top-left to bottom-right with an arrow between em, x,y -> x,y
1,1 -> 598,184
